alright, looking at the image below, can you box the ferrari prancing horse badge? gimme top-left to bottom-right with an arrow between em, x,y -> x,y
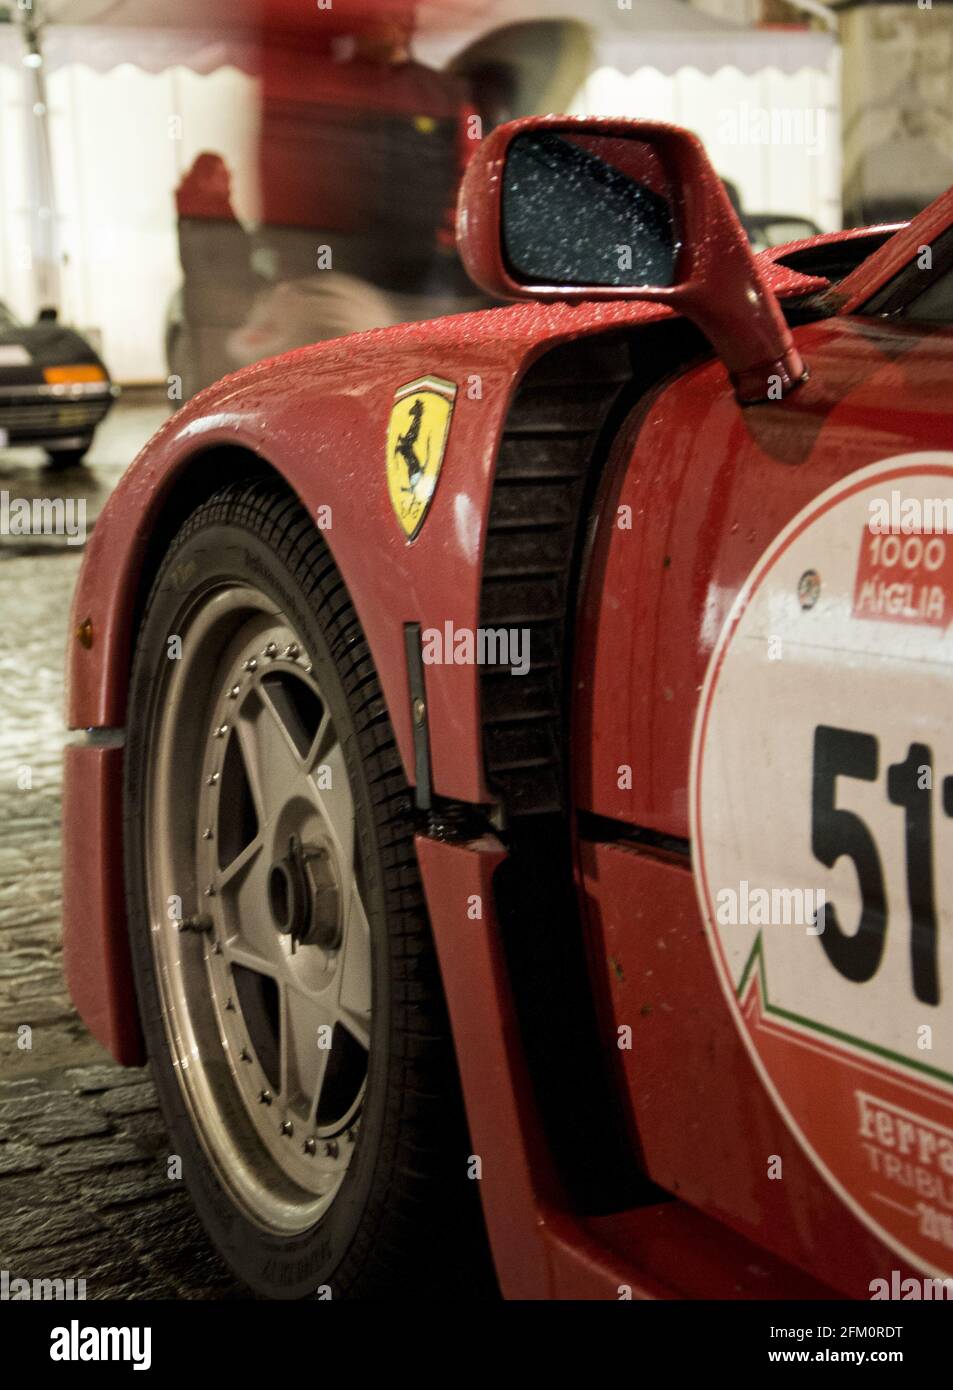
386,376 -> 457,541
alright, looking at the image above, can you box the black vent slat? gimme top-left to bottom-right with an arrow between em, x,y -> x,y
481,578 -> 567,624
483,528 -> 571,575
485,482 -> 580,528
494,435 -> 594,479
515,336 -> 634,386
504,393 -> 609,434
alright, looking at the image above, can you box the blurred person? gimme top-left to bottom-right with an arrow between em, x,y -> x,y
172,153 -> 259,396
226,271 -> 398,368
227,4 -> 484,366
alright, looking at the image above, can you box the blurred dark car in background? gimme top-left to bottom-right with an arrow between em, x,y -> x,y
0,301 -> 118,468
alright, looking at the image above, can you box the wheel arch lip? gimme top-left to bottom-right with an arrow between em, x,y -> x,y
67,342 -> 520,807
58,311 -> 588,1074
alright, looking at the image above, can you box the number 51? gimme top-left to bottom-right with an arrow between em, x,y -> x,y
812,725 -> 941,1006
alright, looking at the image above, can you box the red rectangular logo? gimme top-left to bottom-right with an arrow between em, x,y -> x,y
853,530 -> 953,628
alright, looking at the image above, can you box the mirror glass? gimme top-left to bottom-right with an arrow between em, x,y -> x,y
502,131 -> 678,289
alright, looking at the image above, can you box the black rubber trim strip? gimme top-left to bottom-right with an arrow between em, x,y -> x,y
403,622 -> 432,812
860,223 -> 953,318
576,809 -> 690,860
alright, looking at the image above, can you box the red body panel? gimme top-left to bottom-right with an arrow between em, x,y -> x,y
574,315 -> 953,839
413,832 -> 659,1300
577,839 -> 918,1297
573,312 -> 953,1295
416,833 -> 837,1299
61,745 -> 141,1064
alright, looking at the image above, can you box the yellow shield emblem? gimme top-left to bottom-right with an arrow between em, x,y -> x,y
386,376 -> 457,540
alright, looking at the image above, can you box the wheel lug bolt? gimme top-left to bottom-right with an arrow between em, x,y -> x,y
259,1090 -> 273,1105
212,941 -> 222,955
263,642 -> 278,659
202,826 -> 213,840
215,723 -> 229,738
204,883 -> 216,897
176,914 -> 212,934
303,1137 -> 316,1156
284,642 -> 300,659
240,1047 -> 251,1062
324,1140 -> 338,1159
280,1120 -> 294,1137
206,771 -> 219,786
228,685 -> 240,700
243,657 -> 258,672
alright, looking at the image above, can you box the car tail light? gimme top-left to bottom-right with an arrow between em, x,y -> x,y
43,364 -> 106,384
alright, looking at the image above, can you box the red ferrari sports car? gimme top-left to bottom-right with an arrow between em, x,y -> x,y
63,116 -> 953,1300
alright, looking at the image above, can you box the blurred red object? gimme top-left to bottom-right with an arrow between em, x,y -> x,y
257,6 -> 478,287
174,152 -> 237,221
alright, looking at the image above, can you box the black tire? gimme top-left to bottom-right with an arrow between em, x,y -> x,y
123,476 -> 493,1298
46,440 -> 91,469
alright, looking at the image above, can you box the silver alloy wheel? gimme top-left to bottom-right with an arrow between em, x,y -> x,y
146,583 -> 372,1234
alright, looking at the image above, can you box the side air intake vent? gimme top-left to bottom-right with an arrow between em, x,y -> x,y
480,335 -> 633,817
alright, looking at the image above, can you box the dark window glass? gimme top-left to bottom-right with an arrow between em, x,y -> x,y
502,131 -> 677,289
899,266 -> 953,324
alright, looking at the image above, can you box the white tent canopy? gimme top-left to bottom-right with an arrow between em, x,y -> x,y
0,0 -> 839,381
417,0 -> 834,77
0,0 -> 834,76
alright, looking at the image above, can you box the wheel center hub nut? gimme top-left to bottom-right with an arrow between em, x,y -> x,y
268,833 -> 342,951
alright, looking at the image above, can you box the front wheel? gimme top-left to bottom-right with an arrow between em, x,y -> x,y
123,477 -> 491,1298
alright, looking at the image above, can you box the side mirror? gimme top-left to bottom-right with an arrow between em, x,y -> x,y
456,117 -> 805,403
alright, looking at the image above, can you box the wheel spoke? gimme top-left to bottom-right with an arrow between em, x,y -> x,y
232,710 -> 268,827
224,941 -> 278,977
304,707 -> 335,775
308,1041 -> 333,1126
280,981 -> 335,1106
308,734 -> 355,875
337,883 -> 371,1051
235,687 -> 305,826
218,834 -> 263,889
217,839 -> 276,966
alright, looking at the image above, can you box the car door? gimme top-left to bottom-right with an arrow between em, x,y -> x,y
573,237 -> 953,1295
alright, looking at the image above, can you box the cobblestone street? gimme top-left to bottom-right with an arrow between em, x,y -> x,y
0,395 -> 248,1298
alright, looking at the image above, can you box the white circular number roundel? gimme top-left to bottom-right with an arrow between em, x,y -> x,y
691,453 -> 953,1278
